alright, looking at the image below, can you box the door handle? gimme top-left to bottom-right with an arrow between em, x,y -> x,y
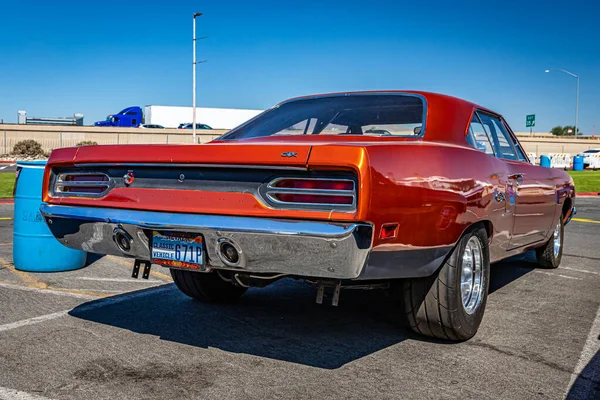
508,173 -> 524,186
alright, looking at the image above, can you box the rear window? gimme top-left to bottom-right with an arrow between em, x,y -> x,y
221,94 -> 425,140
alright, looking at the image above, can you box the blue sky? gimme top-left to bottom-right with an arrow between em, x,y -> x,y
1,0 -> 598,133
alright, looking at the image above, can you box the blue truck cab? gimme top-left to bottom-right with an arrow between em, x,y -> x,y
94,106 -> 142,127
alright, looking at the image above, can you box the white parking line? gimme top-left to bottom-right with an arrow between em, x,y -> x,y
534,271 -> 582,280
0,386 -> 53,399
0,282 -> 98,300
0,163 -> 16,171
561,266 -> 600,276
565,304 -> 600,399
0,284 -> 173,334
0,310 -> 69,333
73,277 -> 162,283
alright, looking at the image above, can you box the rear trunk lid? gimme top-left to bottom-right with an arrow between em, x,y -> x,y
72,143 -> 311,168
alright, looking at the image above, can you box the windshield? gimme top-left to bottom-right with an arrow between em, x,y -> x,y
106,115 -> 112,121
584,150 -> 600,154
221,94 -> 424,140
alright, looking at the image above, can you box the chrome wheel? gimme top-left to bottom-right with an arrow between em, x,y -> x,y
553,222 -> 562,258
461,236 -> 484,314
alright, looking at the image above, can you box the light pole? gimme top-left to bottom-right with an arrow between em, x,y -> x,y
192,12 -> 203,144
545,69 -> 579,136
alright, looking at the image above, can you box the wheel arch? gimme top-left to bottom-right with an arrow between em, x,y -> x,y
562,196 -> 573,223
457,220 -> 493,243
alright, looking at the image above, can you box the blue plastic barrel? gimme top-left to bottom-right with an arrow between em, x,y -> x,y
13,160 -> 87,272
573,156 -> 584,171
540,155 -> 551,168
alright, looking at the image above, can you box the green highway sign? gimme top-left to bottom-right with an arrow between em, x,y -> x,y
526,114 -> 535,128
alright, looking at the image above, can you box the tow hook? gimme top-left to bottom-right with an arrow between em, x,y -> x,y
312,280 -> 391,306
316,280 -> 342,307
132,259 -> 152,279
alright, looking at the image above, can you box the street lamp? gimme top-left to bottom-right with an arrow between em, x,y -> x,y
545,69 -> 579,136
192,12 -> 203,144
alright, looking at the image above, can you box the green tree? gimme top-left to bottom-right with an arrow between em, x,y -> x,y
550,125 -> 581,136
550,126 -> 563,136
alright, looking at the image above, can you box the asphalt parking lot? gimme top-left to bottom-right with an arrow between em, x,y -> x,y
0,200 -> 599,400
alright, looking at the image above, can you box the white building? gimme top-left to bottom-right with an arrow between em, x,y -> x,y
144,105 -> 264,129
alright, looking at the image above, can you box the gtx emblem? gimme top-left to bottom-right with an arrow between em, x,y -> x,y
281,152 -> 297,158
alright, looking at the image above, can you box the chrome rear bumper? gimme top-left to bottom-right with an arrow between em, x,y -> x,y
40,204 -> 373,280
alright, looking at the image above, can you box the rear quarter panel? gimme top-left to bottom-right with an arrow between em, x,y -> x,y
361,142 -> 513,257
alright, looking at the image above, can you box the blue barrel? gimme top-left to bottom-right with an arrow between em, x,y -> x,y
573,156 -> 584,171
540,155 -> 551,168
13,160 -> 87,272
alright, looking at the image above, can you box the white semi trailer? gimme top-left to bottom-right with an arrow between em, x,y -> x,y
144,105 -> 263,129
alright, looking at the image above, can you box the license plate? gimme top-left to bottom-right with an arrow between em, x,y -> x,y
152,231 -> 204,270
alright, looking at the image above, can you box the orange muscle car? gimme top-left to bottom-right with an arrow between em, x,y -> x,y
40,91 -> 576,340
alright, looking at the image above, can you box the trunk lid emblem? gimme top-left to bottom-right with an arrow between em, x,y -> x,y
123,171 -> 135,186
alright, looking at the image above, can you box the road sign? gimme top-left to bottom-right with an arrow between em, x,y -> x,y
526,114 -> 535,128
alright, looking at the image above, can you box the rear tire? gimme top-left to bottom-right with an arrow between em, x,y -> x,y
397,226 -> 490,341
535,218 -> 563,269
170,269 -> 247,303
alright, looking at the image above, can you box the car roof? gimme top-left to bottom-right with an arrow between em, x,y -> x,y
278,90 -> 495,143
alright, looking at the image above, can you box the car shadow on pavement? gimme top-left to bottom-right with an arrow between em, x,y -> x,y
489,251 -> 537,294
566,350 -> 600,399
69,254 -> 539,369
69,279 -> 409,369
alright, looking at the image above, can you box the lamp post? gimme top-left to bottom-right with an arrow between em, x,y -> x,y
545,69 -> 579,136
192,12 -> 203,144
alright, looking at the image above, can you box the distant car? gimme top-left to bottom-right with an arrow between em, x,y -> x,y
139,124 -> 165,129
364,128 -> 392,135
576,148 -> 600,168
178,123 -> 213,130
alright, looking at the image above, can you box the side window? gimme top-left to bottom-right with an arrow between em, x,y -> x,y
477,112 -> 518,161
503,121 -> 527,162
467,115 -> 495,155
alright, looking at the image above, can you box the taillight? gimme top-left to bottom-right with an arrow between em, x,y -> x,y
265,178 -> 356,209
274,179 -> 354,191
54,173 -> 111,197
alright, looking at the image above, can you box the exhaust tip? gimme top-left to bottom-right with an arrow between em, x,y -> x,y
217,238 -> 244,267
113,228 -> 133,253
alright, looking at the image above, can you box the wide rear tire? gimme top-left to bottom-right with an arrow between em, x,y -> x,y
170,269 -> 247,303
535,218 -> 563,269
397,226 -> 491,341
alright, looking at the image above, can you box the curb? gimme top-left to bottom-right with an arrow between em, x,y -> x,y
0,198 -> 14,204
578,192 -> 600,197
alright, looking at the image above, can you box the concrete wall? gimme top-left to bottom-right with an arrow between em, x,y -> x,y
516,136 -> 600,155
1,124 -> 599,155
0,124 -> 228,153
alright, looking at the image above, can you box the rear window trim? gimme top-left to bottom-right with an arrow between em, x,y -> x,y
219,92 -> 428,141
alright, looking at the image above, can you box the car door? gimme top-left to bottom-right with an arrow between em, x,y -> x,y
477,112 -> 556,249
466,113 -> 514,257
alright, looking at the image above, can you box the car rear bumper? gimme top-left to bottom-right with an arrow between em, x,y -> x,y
39,204 -> 451,280
40,204 -> 373,280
